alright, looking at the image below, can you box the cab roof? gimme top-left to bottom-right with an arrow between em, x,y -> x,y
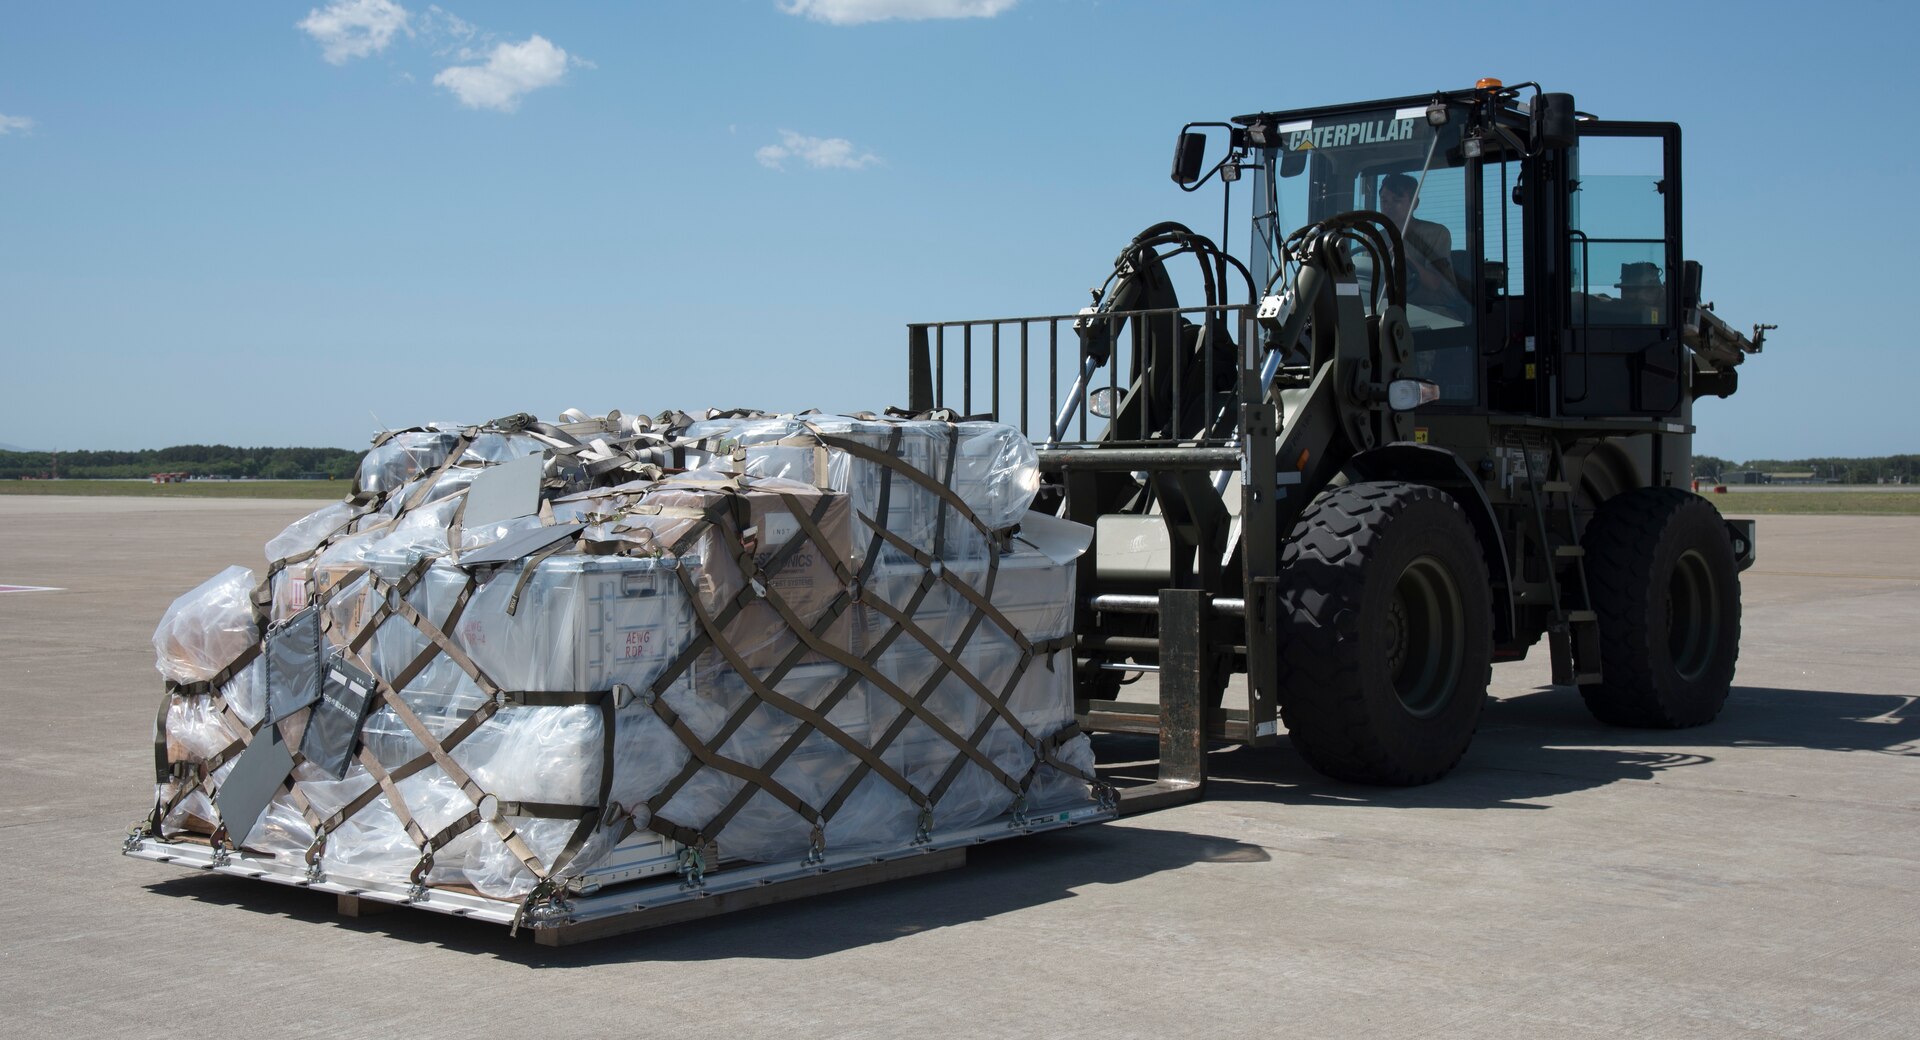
1232,85 -> 1512,129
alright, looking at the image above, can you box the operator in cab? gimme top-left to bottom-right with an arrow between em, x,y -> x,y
1377,173 -> 1457,309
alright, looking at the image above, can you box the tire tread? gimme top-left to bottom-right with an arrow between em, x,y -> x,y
1277,482 -> 1491,784
1580,487 -> 1741,728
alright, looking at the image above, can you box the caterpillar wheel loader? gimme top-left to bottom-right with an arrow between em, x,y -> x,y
904,78 -> 1768,803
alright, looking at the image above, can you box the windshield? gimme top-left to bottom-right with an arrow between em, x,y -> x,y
1257,105 -> 1477,403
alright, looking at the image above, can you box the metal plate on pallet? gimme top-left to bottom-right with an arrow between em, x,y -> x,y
212,730 -> 294,842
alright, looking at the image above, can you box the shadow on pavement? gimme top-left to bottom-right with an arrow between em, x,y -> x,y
139,684 -> 1909,962
1099,683 -> 1917,812
143,821 -> 1268,965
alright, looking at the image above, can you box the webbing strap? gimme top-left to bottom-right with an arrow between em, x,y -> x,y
422,799 -> 592,857
400,432 -> 477,515
645,814 -> 709,850
639,503 -> 824,701
360,673 -> 550,880
150,503 -> 381,825
928,682 -> 1027,805
311,573 -> 547,879
819,546 -> 1011,815
670,579 -> 925,838
933,425 -> 958,556
505,537 -> 576,616
1026,720 -> 1100,787
153,414 -> 1080,888
860,592 -> 1039,750
153,685 -> 265,834
701,557 -> 949,831
857,514 -> 1033,656
356,744 -> 430,848
753,565 -> 1023,799
777,492 -> 855,587
643,688 -> 822,827
634,480 -> 939,838
814,432 -> 996,543
855,426 -> 902,583
342,558 -> 434,655
501,690 -> 610,707
160,640 -> 264,700
638,539 -> 940,834
540,688 -> 619,880
279,779 -> 325,837
149,689 -> 176,786
444,493 -> 469,566
654,558 -> 921,811
367,572 -> 500,699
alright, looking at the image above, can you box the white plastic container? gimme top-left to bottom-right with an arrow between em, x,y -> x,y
453,554 -> 699,696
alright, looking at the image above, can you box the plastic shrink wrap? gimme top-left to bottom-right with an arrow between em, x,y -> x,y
141,411 -> 1096,904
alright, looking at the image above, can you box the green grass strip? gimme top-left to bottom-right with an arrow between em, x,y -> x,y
1700,491 -> 1920,515
0,480 -> 347,500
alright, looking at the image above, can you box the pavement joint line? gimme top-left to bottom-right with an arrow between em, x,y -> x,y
1747,570 -> 1920,581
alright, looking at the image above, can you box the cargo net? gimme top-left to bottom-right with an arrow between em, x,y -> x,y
137,409 -> 1105,914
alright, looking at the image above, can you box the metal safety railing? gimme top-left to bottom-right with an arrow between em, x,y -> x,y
907,304 -> 1261,449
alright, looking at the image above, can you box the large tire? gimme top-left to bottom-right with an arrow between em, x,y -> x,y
1580,487 -> 1741,727
1276,482 -> 1493,785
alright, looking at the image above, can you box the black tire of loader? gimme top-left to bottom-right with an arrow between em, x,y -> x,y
1579,487 -> 1741,728
1277,482 -> 1493,785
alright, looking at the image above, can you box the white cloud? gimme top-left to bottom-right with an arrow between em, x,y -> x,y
433,35 -> 569,112
756,130 -> 881,171
0,114 -> 34,135
298,0 -> 412,64
418,5 -> 488,58
778,0 -> 1016,25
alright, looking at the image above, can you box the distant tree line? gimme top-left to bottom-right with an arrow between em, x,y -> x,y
2,445 -> 363,481
1694,454 -> 1920,484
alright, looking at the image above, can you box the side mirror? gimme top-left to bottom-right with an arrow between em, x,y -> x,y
1681,260 -> 1704,312
1532,92 -> 1577,150
1278,149 -> 1306,178
1171,131 -> 1207,185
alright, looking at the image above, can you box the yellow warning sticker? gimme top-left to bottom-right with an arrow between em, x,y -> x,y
1525,363 -> 1536,380
1414,428 -> 1429,444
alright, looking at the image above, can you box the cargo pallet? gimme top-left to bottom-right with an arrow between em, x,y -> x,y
126,799 -> 1113,946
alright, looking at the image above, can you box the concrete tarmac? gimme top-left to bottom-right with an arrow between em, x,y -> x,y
0,497 -> 1913,1039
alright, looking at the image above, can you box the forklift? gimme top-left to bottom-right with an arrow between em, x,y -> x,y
905,78 -> 1767,803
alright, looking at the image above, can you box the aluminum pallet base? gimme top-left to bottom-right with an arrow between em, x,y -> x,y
126,801 -> 1113,945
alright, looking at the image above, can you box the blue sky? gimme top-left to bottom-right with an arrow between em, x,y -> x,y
0,1 -> 1911,458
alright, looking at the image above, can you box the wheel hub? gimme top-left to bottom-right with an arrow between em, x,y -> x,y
1385,597 -> 1410,677
1389,555 -> 1466,717
1667,548 -> 1722,682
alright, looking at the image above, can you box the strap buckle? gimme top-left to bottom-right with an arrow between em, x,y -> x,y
208,824 -> 233,868
406,850 -> 435,902
678,844 -> 707,889
519,877 -> 573,924
303,827 -> 328,883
